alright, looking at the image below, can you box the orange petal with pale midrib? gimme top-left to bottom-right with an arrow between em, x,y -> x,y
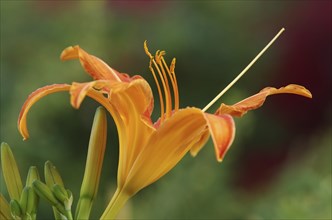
216,84 -> 312,117
122,108 -> 207,195
60,45 -> 129,82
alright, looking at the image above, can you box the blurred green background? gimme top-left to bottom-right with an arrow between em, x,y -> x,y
1,1 -> 331,219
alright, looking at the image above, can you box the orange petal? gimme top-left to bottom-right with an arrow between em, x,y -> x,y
69,78 -> 155,190
190,128 -> 210,157
123,108 -> 207,195
203,114 -> 235,162
60,45 -> 130,82
109,79 -> 155,187
111,78 -> 154,118
69,80 -> 110,109
216,84 -> 312,117
18,84 -> 71,140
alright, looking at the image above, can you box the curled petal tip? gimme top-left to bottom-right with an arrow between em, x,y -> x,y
69,81 -> 104,109
60,45 -> 79,61
203,114 -> 236,162
300,86 -> 313,98
217,158 -> 223,163
265,84 -> 313,99
17,84 -> 70,141
18,119 -> 30,141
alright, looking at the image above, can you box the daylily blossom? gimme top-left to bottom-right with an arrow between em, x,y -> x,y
18,33 -> 312,218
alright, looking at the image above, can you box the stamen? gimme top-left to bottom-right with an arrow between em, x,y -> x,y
144,41 -> 172,120
144,41 -> 153,59
162,57 -> 179,111
202,28 -> 286,112
155,52 -> 172,117
151,59 -> 172,118
148,60 -> 165,122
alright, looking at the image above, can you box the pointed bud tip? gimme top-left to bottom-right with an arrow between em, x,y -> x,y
1,142 -> 9,148
96,106 -> 106,114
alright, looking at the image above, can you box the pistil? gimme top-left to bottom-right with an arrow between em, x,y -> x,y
202,28 -> 285,112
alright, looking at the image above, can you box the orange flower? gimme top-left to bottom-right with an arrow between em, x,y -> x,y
18,30 -> 312,219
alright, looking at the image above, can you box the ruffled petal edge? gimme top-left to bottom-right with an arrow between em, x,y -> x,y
216,84 -> 312,117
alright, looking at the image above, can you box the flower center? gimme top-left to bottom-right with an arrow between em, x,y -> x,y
144,41 -> 179,123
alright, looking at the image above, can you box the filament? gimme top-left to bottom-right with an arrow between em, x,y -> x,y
161,57 -> 179,111
148,60 -> 165,122
144,41 -> 181,120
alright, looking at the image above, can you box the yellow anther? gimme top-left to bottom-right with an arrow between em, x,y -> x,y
170,58 -> 176,74
161,57 -> 179,111
144,42 -> 180,120
159,50 -> 166,57
144,40 -> 153,59
155,50 -> 161,63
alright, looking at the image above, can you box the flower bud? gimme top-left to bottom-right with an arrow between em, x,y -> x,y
1,143 -> 23,201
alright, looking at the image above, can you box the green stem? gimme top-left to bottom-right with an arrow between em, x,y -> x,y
100,188 -> 130,220
51,207 -> 61,220
65,209 -> 73,220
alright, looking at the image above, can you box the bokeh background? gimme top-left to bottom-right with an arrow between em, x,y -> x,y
1,1 -> 331,219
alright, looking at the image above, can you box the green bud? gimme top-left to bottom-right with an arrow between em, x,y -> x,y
76,106 -> 107,219
10,199 -> 22,219
44,161 -> 68,220
52,185 -> 73,212
1,142 -> 23,201
26,186 -> 38,216
64,190 -> 73,211
32,180 -> 66,216
44,161 -> 64,188
0,194 -> 11,220
26,166 -> 40,187
32,180 -> 58,206
19,187 -> 29,214
52,184 -> 68,203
